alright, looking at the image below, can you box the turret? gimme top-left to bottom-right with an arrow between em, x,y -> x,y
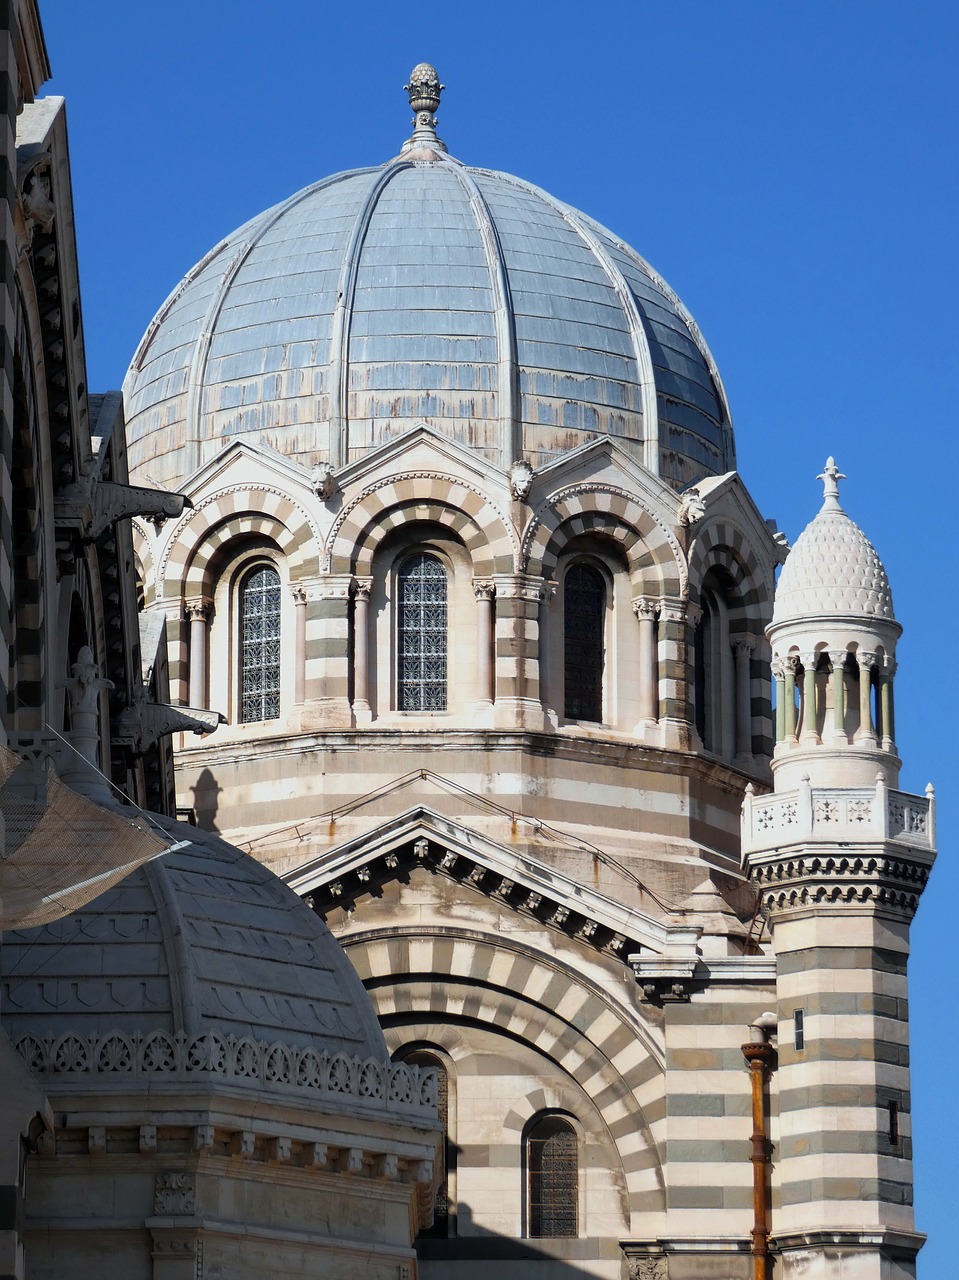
743,459 -> 935,1279
768,458 -> 900,789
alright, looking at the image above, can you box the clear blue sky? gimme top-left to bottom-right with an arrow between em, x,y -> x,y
39,1 -> 958,1268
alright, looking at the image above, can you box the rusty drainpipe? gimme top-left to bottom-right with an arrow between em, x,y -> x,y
741,1012 -> 777,1280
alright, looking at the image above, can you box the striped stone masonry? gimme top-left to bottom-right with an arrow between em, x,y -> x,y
301,575 -> 352,726
0,6 -> 16,736
743,773 -> 935,1278
491,572 -> 549,729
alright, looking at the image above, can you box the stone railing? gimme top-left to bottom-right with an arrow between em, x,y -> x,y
15,1030 -> 437,1120
742,776 -> 935,856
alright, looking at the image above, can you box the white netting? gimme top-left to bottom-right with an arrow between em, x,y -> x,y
0,744 -> 169,929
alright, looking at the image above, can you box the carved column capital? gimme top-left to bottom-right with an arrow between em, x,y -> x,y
351,576 -> 373,603
731,634 -> 757,658
183,597 -> 212,624
632,596 -> 660,620
473,579 -> 495,602
859,650 -> 878,672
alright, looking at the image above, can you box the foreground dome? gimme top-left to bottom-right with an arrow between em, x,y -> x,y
2,817 -> 386,1056
124,69 -> 734,492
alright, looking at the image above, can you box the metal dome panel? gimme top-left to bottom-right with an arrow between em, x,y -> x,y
124,150 -> 734,490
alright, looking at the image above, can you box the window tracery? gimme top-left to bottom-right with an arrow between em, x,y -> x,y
239,564 -> 281,722
527,1114 -> 578,1238
398,552 -> 448,712
564,562 -> 605,722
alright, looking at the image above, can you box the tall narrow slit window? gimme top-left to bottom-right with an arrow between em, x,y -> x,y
564,563 -> 605,721
398,552 -> 447,711
403,1050 -> 452,1235
240,565 -> 281,723
528,1115 -> 578,1238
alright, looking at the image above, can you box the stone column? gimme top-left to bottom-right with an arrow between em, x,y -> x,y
184,599 -> 211,709
772,659 -> 786,744
880,658 -> 897,753
291,586 -> 307,703
732,635 -> 756,761
352,577 -> 372,725
783,656 -> 799,744
828,649 -> 847,744
633,597 -> 659,724
855,652 -> 877,745
799,654 -> 820,744
473,580 -> 495,712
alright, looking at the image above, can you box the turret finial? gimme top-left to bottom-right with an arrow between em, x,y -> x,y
402,63 -> 447,155
817,456 -> 846,511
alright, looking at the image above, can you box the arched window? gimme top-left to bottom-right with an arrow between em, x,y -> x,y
694,570 -> 736,758
398,552 -> 447,711
239,564 -> 281,722
401,1049 -> 452,1235
564,562 -> 605,721
527,1114 -> 578,1238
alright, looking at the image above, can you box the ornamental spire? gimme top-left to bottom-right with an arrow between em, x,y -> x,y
817,455 -> 846,511
402,63 -> 447,155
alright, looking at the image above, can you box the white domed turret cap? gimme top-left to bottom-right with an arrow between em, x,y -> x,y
772,458 -> 897,627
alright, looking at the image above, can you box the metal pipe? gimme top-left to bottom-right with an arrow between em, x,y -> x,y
742,1019 -> 777,1280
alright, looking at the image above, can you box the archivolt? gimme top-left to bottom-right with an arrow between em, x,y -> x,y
341,926 -> 666,1216
159,485 -> 320,596
523,484 -> 686,597
325,472 -> 518,576
688,515 -> 773,617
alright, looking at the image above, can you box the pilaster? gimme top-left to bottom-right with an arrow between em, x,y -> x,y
491,573 -> 549,731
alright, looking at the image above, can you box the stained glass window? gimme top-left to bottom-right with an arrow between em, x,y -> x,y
564,563 -> 605,721
240,565 -> 281,723
398,552 -> 447,711
528,1115 -> 578,1237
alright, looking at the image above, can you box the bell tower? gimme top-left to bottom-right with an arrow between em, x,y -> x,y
743,459 -> 935,1278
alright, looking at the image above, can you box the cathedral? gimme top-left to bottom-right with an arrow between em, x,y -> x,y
0,11 -> 936,1280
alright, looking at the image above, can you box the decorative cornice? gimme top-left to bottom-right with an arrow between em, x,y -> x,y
15,1031 -> 437,1120
286,808 -> 668,957
743,778 -> 935,919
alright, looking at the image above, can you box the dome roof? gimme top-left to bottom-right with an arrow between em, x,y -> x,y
772,458 -> 896,626
123,71 -> 733,492
1,817 -> 386,1057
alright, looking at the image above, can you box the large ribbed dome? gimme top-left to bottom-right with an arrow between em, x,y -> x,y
772,459 -> 896,625
123,74 -> 733,492
1,817 -> 386,1056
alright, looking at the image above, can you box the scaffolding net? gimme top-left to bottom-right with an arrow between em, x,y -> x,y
0,744 -> 170,930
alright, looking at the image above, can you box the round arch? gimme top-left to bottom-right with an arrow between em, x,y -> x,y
342,927 -> 667,1221
159,485 -> 320,597
326,473 -> 518,577
524,485 -> 685,598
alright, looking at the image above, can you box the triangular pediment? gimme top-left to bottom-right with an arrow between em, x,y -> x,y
336,422 -> 510,496
179,437 -> 319,503
283,805 -> 668,958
